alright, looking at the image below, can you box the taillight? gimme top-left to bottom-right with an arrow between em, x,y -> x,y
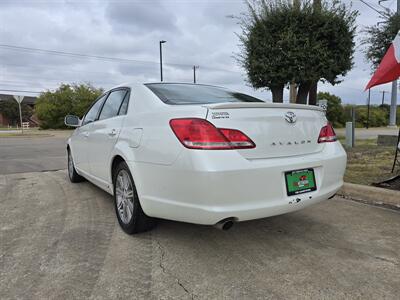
318,123 -> 337,143
169,118 -> 255,150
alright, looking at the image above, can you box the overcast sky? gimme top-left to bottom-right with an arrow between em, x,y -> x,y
0,0 -> 398,105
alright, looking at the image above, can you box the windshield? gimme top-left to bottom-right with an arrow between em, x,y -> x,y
145,83 -> 264,105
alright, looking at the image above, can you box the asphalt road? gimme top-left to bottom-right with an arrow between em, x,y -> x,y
0,133 -> 69,174
1,170 -> 399,299
335,127 -> 399,140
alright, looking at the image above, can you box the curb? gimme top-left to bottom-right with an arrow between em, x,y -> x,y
338,182 -> 400,209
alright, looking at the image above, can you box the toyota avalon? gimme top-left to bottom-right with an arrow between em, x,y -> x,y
65,83 -> 347,234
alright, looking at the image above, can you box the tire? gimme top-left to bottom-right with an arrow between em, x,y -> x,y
113,161 -> 156,234
67,148 -> 85,183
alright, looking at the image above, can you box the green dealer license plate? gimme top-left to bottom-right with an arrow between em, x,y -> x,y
285,168 -> 317,196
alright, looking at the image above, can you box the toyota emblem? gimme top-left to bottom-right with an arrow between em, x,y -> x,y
285,111 -> 297,124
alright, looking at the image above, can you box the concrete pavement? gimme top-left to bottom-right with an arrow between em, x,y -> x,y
1,170 -> 399,299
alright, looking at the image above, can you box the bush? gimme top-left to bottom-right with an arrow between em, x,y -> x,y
317,92 -> 346,128
355,106 -> 388,127
35,83 -> 103,129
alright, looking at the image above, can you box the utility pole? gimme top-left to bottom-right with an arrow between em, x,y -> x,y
381,90 -> 386,105
389,0 -> 399,126
159,40 -> 166,82
193,65 -> 199,84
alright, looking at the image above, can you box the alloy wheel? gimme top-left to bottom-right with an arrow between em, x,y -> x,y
115,169 -> 135,224
68,151 -> 74,179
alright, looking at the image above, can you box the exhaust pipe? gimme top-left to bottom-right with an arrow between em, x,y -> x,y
328,193 -> 336,199
214,219 -> 235,231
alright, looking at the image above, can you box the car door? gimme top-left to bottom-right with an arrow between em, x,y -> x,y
88,88 -> 130,184
72,94 -> 107,173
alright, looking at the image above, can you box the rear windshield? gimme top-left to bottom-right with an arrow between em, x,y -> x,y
145,83 -> 264,105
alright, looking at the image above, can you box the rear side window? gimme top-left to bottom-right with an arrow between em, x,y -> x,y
145,83 -> 264,105
98,89 -> 127,120
82,94 -> 107,126
118,91 -> 130,115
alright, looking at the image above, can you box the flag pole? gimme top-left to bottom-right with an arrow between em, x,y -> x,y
389,78 -> 398,127
367,89 -> 371,129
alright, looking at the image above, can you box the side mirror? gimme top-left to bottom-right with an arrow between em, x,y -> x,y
64,115 -> 81,127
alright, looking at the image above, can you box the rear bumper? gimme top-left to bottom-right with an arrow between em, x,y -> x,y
129,142 -> 347,225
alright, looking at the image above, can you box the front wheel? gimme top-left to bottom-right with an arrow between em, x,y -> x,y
67,149 -> 84,183
113,161 -> 156,234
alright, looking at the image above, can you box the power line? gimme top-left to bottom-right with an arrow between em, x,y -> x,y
0,61 -> 119,76
0,75 -> 115,85
379,0 -> 396,10
358,0 -> 388,17
0,43 -> 242,74
0,44 -> 189,67
0,89 -> 42,94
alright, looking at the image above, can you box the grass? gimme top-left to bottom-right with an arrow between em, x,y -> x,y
342,138 -> 398,186
0,128 -> 73,138
0,132 -> 52,137
0,127 -> 18,130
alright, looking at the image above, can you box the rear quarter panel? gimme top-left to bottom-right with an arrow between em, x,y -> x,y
111,85 -> 208,166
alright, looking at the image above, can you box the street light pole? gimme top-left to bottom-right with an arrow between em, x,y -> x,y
159,40 -> 166,82
193,65 -> 199,84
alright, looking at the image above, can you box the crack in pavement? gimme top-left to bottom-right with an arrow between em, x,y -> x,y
300,235 -> 399,267
155,239 -> 195,299
373,255 -> 399,265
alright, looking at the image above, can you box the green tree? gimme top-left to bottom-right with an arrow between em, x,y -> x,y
362,13 -> 400,70
0,100 -> 33,125
237,0 -> 357,103
35,83 -> 103,129
317,92 -> 346,127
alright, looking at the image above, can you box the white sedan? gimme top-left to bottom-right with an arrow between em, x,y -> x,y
65,83 -> 346,234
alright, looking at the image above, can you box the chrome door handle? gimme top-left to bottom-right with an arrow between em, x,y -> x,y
108,129 -> 117,137
83,132 -> 89,138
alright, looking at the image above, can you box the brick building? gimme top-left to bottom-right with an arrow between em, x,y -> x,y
0,94 -> 38,127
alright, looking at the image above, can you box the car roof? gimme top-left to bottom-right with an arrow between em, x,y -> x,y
110,82 -> 226,90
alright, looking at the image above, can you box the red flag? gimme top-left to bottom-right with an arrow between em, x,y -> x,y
366,31 -> 400,90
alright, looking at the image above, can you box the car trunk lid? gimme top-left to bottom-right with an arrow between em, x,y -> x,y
204,103 -> 327,159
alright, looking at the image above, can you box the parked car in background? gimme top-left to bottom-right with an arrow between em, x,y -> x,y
65,83 -> 347,234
